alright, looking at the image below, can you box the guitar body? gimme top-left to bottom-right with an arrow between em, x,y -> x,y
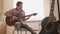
39,17 -> 49,34
39,16 -> 56,34
5,17 -> 14,26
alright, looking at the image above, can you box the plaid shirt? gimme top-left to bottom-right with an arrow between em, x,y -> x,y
5,8 -> 26,23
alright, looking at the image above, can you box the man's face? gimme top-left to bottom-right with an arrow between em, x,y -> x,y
17,4 -> 22,10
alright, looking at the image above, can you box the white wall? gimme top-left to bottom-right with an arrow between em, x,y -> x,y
1,0 -> 13,34
0,0 -> 3,34
54,0 -> 59,20
44,0 -> 50,17
2,0 -> 13,23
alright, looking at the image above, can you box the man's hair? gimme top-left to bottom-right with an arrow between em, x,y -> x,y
16,1 -> 23,6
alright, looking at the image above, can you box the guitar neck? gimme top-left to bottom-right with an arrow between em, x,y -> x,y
20,14 -> 33,18
20,13 -> 37,18
49,0 -> 55,16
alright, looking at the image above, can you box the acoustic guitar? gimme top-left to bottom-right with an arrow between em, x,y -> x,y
5,13 -> 37,26
39,0 -> 56,34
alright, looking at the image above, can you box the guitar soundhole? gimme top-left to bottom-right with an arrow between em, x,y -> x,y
46,23 -> 54,31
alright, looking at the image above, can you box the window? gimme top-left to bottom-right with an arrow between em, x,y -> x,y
13,0 -> 45,21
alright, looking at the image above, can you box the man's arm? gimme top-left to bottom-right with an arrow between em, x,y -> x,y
4,11 -> 18,21
23,15 -> 32,21
4,11 -> 12,17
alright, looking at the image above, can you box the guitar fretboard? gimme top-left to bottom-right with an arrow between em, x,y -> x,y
49,0 -> 55,16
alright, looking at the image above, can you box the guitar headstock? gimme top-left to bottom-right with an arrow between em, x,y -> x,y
32,13 -> 37,16
26,13 -> 37,17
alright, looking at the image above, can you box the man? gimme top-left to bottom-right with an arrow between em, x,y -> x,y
5,1 -> 36,34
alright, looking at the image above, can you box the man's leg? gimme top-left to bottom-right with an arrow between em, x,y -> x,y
21,24 -> 36,34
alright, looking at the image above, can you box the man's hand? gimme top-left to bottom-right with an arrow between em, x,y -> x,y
12,16 -> 18,21
12,16 -> 18,20
5,12 -> 11,17
26,15 -> 32,20
28,15 -> 32,18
